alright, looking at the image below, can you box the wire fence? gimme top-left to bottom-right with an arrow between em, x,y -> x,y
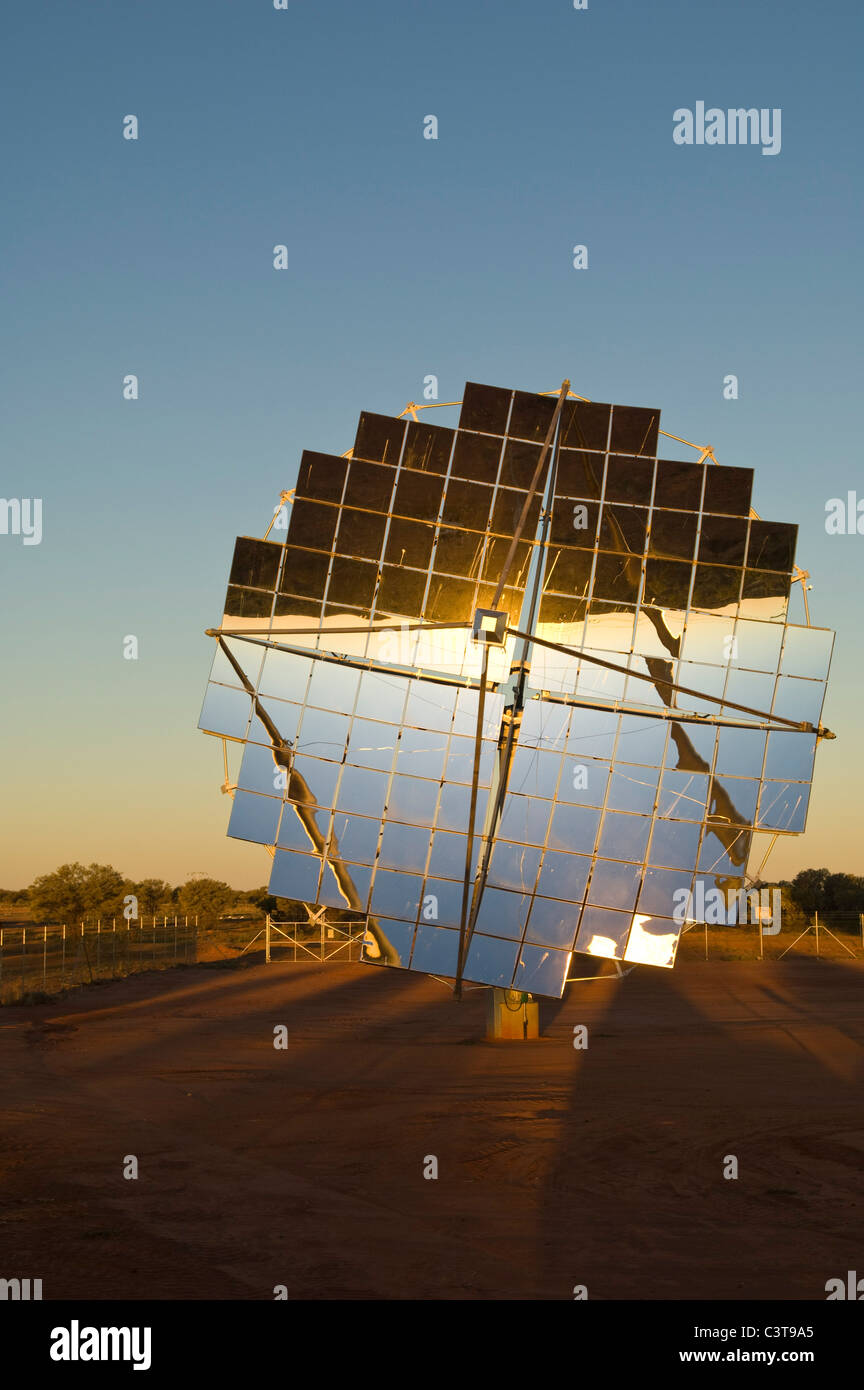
0,917 -> 198,1004
240,914 -> 367,963
677,911 -> 864,962
2,906 -> 859,1002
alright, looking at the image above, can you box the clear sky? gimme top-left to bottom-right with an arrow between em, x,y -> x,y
2,0 -> 861,888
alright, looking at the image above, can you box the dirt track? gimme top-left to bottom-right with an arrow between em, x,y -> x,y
1,957 -> 863,1300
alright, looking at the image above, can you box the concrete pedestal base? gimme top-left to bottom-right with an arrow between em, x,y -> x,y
486,987 -> 540,1040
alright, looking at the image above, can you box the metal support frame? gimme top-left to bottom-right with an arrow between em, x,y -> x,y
777,910 -> 858,961
242,911 -> 366,964
454,381 -> 571,999
565,960 -> 636,983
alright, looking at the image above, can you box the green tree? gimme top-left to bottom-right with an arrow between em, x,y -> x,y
29,863 -> 126,923
132,879 -> 174,918
788,868 -> 831,916
81,864 -> 127,918
0,887 -> 28,904
178,877 -> 234,927
823,873 -> 864,917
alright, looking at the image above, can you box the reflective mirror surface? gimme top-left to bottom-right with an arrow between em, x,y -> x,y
202,381 -> 834,996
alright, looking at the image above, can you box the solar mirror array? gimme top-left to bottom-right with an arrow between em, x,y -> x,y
199,381 -> 834,998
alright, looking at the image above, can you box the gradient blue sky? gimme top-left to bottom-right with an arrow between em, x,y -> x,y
2,0 -> 861,887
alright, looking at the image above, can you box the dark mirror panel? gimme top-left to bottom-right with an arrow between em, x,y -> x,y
326,557 -> 378,608
690,563 -> 742,611
551,498 -> 600,547
384,517 -> 436,570
352,411 -> 406,465
610,404 -> 660,457
697,514 -> 748,567
544,545 -> 594,597
491,489 -> 541,538
273,593 -> 324,620
425,574 -> 478,622
458,381 -> 512,435
224,584 -> 274,619
343,460 -> 396,512
702,465 -> 753,517
538,592 -> 588,626
559,400 -> 612,451
434,526 -> 485,577
335,507 -> 387,560
747,520 -> 798,573
556,448 -> 604,500
393,468 -> 445,521
481,534 -> 533,584
501,439 -> 542,489
598,504 -> 648,556
228,537 -> 282,591
648,510 -> 697,561
296,450 -> 348,504
403,420 -> 454,473
741,568 -> 791,606
604,455 -> 655,505
286,499 -> 339,553
653,459 -> 705,511
278,546 -> 330,600
375,565 -> 427,617
441,478 -> 495,529
451,429 -> 504,483
591,553 -> 641,603
509,390 -> 557,443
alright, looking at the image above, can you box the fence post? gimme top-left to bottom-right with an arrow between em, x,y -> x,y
814,910 -> 820,958
80,922 -> 93,984
758,909 -> 764,962
42,925 -> 48,989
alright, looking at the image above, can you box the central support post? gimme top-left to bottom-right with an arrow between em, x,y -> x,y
486,988 -> 540,1040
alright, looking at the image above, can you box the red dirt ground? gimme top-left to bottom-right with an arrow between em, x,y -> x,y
1,956 -> 863,1300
